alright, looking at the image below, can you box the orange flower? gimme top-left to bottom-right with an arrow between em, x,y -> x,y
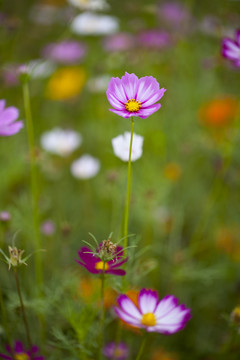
163,162 -> 182,182
216,227 -> 240,261
151,348 -> 178,360
199,97 -> 239,127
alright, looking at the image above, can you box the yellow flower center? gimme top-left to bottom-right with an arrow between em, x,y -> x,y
14,353 -> 30,360
114,348 -> 124,357
95,261 -> 109,271
141,312 -> 156,326
125,99 -> 141,112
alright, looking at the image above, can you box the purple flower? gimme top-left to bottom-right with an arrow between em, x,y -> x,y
103,342 -> 129,360
76,244 -> 128,276
0,341 -> 44,360
102,33 -> 134,52
138,30 -> 171,49
106,72 -> 166,119
0,211 -> 11,222
158,2 -> 190,27
0,100 -> 23,136
40,220 -> 56,236
42,40 -> 87,64
114,289 -> 191,334
222,29 -> 240,67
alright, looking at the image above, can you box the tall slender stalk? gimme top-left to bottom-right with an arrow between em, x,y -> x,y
13,269 -> 32,356
135,334 -> 147,360
123,118 -> 134,251
22,82 -> 42,287
98,261 -> 106,360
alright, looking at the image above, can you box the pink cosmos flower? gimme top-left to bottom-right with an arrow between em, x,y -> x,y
42,40 -> 87,64
222,29 -> 240,67
0,100 -> 23,136
0,341 -> 44,360
76,244 -> 128,276
115,289 -> 191,334
106,72 -> 166,119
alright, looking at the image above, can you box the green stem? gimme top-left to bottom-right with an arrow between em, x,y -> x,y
98,261 -> 106,360
123,118 -> 134,251
13,269 -> 33,357
22,82 -> 42,287
135,334 -> 147,360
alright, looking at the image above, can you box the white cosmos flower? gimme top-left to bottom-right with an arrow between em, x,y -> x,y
71,154 -> 100,179
87,74 -> 111,93
67,0 -> 109,11
112,132 -> 144,162
71,12 -> 119,35
40,128 -> 82,157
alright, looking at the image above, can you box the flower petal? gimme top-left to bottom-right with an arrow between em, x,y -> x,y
107,77 -> 128,103
109,108 -> 132,118
77,247 -> 99,266
154,295 -> 178,319
137,104 -> 161,119
0,107 -> 19,126
138,289 -> 158,313
107,268 -> 126,276
141,88 -> 166,107
108,257 -> 128,269
0,100 -> 6,113
136,76 -> 160,103
0,121 -> 24,136
114,307 -> 142,326
121,72 -> 139,99
117,294 -> 142,320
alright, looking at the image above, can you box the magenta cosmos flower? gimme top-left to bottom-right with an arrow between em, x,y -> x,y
103,342 -> 129,360
0,100 -> 23,136
115,289 -> 191,334
0,341 -> 44,360
222,29 -> 240,67
106,72 -> 166,119
76,244 -> 128,276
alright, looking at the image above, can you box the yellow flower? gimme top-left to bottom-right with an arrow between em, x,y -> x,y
163,162 -> 182,182
46,67 -> 86,100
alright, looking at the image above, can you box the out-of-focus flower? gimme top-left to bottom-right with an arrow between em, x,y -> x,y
0,100 -> 23,136
71,12 -> 119,35
29,4 -> 70,25
0,341 -> 44,360
199,97 -> 239,128
138,31 -> 171,49
163,162 -> 182,181
115,289 -> 191,333
231,306 -> 240,326
68,0 -> 109,11
0,211 -> 11,222
78,277 -> 117,308
222,29 -> 240,67
158,2 -> 190,28
71,154 -> 100,179
42,40 -> 87,64
112,132 -> 144,162
40,128 -> 82,157
40,220 -> 56,236
151,347 -> 178,360
103,342 -> 129,360
106,72 -> 166,119
216,227 -> 240,261
102,33 -> 134,52
76,241 -> 128,276
46,67 -> 86,100
87,74 -> 111,93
